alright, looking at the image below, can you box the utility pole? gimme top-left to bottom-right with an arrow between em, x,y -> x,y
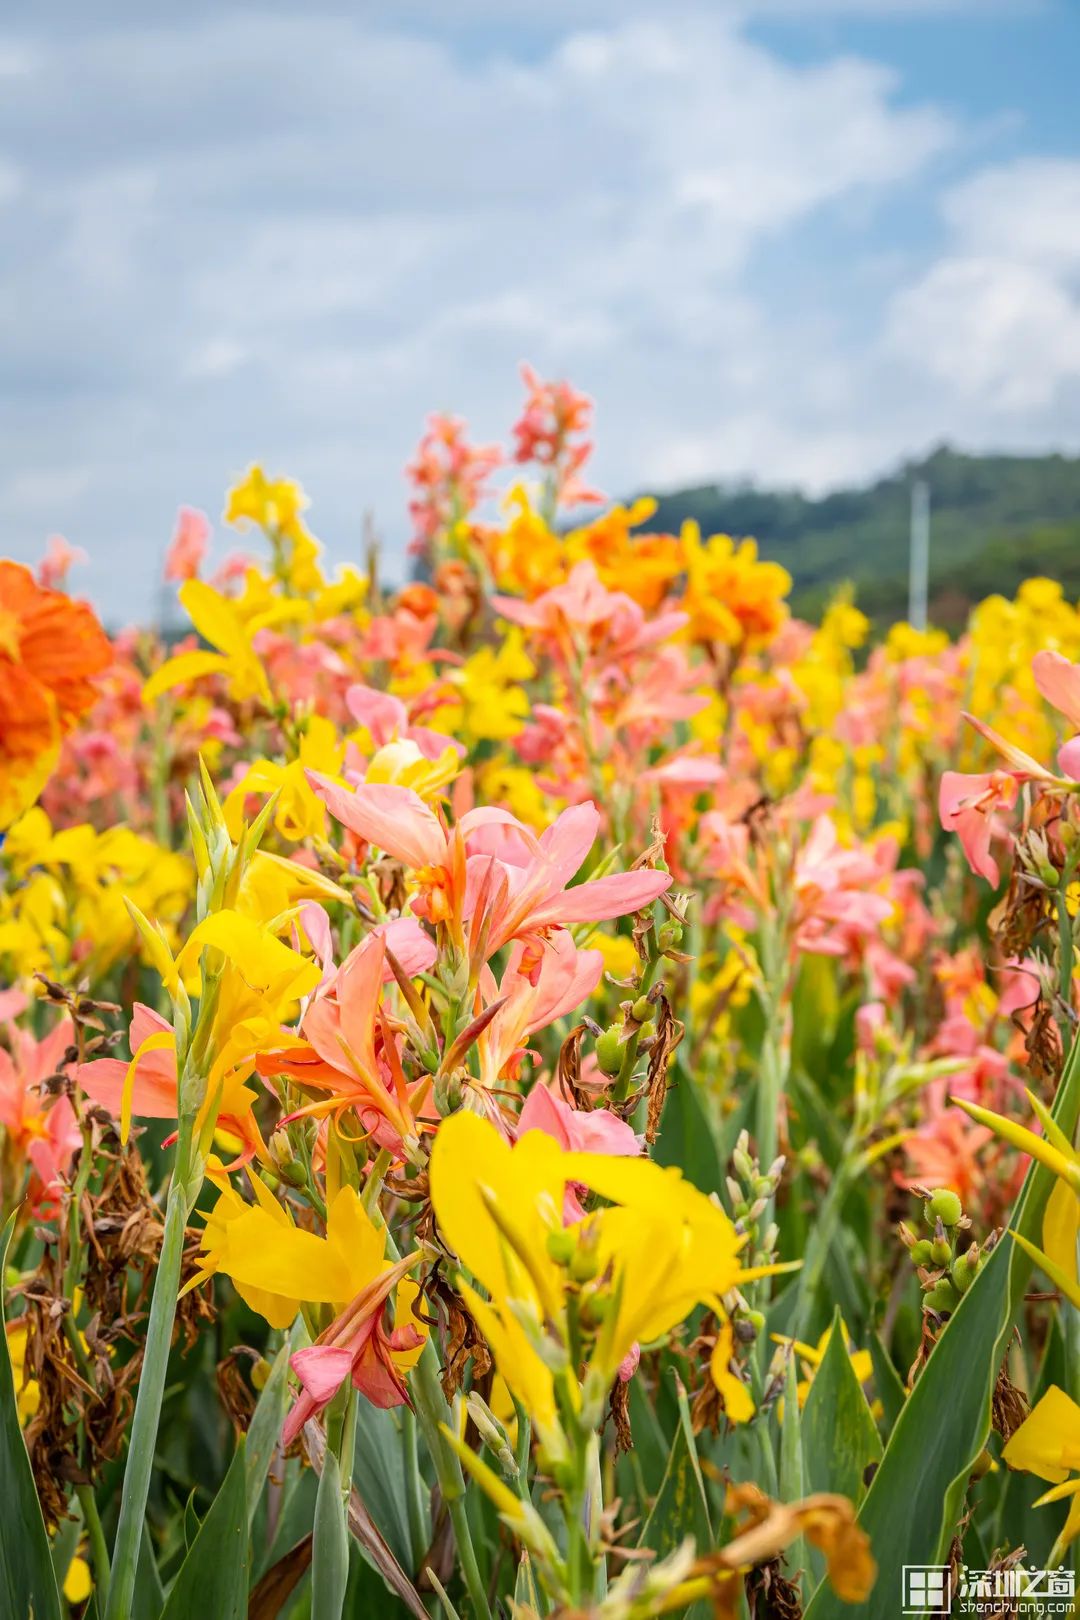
909,477 -> 930,631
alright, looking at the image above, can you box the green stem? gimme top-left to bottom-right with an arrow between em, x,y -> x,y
103,1136 -> 199,1620
401,1404 -> 429,1571
76,1482 -> 111,1604
411,1346 -> 491,1619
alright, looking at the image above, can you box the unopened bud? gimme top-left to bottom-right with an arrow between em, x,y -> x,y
733,1148 -> 755,1184
466,1392 -> 518,1477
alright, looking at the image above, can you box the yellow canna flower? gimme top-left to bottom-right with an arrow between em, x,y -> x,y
223,715 -> 346,842
143,580 -> 294,707
62,1553 -> 92,1605
1003,1385 -> 1080,1551
7,1321 -> 40,1423
428,1110 -> 785,1445
186,1179 -> 390,1328
437,632 -> 534,743
363,737 -> 461,803
772,1318 -> 875,1409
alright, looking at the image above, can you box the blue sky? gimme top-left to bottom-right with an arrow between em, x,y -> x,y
3,0 -> 1080,619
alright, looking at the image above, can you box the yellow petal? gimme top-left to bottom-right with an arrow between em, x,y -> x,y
951,1097 -> 1080,1188
1042,1176 -> 1080,1282
1003,1385 -> 1080,1483
120,1029 -> 175,1145
143,650 -> 229,704
178,579 -> 246,657
711,1318 -> 754,1423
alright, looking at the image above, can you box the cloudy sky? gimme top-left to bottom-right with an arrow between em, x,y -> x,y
3,0 -> 1080,619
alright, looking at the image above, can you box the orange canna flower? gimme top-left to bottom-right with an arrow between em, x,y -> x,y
0,561 -> 112,826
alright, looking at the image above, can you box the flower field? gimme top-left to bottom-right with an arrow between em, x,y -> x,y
4,370 -> 1080,1619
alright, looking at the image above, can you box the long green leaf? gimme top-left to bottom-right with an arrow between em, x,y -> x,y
161,1438 -> 248,1620
868,1331 -> 907,1439
245,1328 -> 299,1530
802,1309 -> 881,1505
0,1211 -> 63,1620
311,1449 -> 349,1620
806,1035 -> 1080,1620
638,1376 -> 712,1614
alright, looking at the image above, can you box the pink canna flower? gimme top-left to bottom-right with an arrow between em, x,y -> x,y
493,562 -> 686,669
345,682 -> 461,764
165,507 -> 211,582
1032,649 -> 1080,730
258,928 -> 436,1155
78,1003 -> 265,1167
938,769 -> 1021,887
518,1081 -> 640,1221
512,364 -> 604,509
0,1013 -> 81,1211
78,1003 -> 179,1122
473,931 -> 604,1090
307,778 -> 672,959
518,1082 -> 639,1159
285,1264 -> 425,1444
37,534 -> 88,590
406,412 -> 504,557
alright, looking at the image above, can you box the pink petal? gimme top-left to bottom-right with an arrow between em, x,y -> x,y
1033,649 -> 1080,732
306,773 -> 447,869
290,1344 -> 354,1406
528,867 -> 671,929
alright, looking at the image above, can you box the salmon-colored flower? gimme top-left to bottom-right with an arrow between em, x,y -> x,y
938,769 -> 1021,886
165,507 -> 211,582
0,1012 -> 80,1211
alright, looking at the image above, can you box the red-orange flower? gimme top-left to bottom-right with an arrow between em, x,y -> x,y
0,561 -> 112,825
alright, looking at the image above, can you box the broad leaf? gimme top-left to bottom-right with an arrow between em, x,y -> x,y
311,1449 -> 349,1620
161,1438 -> 248,1620
868,1331 -> 907,1439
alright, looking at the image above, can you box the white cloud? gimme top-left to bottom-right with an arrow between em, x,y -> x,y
0,5 -> 1051,618
885,158 -> 1080,413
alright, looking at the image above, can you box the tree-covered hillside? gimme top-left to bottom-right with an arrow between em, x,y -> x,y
639,445 -> 1080,626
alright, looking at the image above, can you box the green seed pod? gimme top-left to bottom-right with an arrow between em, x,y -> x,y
910,1239 -> 933,1265
595,1027 -> 623,1076
925,1188 -> 963,1227
930,1237 -> 952,1267
951,1258 -> 972,1295
923,1278 -> 958,1314
630,996 -> 653,1023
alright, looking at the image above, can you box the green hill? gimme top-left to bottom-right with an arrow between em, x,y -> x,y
638,445 -> 1080,628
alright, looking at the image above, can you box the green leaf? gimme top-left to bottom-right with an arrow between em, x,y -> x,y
311,1449 -> 349,1620
353,1401 -> 419,1571
778,1352 -> 804,1503
182,1487 -> 202,1551
868,1332 -> 907,1439
802,1310 -> 882,1505
0,1211 -> 63,1620
654,1062 -> 723,1196
131,1524 -> 166,1620
805,1033 -> 1080,1620
638,1376 -> 712,1575
245,1327 -> 299,1531
994,1312 -> 1069,1566
161,1439 -> 249,1620
778,1352 -> 807,1600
